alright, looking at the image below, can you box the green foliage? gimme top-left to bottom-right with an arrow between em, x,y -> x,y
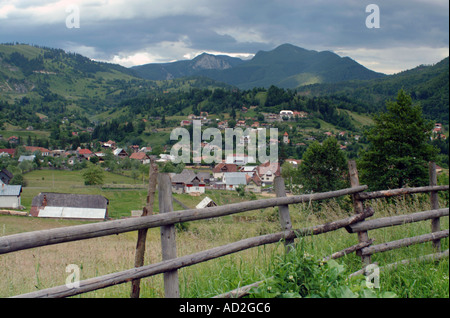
358,90 -> 439,190
81,163 -> 105,185
299,138 -> 348,193
249,243 -> 397,298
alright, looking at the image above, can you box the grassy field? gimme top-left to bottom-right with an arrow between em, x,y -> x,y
0,169 -> 448,298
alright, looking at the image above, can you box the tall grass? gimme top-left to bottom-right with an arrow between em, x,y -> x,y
0,194 -> 448,298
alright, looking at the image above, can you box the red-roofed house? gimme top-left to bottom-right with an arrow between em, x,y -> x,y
25,146 -> 50,156
212,163 -> 238,180
77,148 -> 94,159
129,152 -> 150,164
0,149 -> 16,158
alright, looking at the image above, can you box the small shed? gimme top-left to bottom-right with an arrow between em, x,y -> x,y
196,197 -> 217,209
0,183 -> 22,209
30,193 -> 109,220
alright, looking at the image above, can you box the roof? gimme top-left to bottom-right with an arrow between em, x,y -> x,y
171,169 -> 196,183
32,193 -> 108,209
37,206 -> 106,219
258,161 -> 281,176
224,172 -> 247,185
130,152 -> 149,160
0,184 -> 22,196
212,163 -> 238,173
25,146 -> 50,153
78,148 -> 93,155
18,155 -> 36,162
0,149 -> 15,156
113,148 -> 128,156
196,197 -> 217,209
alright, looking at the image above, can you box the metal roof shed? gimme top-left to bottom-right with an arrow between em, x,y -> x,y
30,193 -> 109,220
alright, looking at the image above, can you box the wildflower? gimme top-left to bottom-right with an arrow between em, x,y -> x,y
288,275 -> 294,281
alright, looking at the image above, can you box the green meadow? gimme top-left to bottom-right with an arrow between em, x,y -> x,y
0,168 -> 448,298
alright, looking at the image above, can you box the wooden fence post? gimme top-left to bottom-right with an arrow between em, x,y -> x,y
158,173 -> 180,298
130,160 -> 158,298
274,176 -> 294,251
429,162 -> 441,251
348,160 -> 371,265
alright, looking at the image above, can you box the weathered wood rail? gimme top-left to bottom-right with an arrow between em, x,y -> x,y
0,161 -> 448,298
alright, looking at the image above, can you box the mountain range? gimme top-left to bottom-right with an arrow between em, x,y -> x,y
132,43 -> 386,89
0,43 -> 448,124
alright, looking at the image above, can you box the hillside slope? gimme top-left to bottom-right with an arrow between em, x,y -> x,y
132,43 -> 386,89
297,57 -> 449,123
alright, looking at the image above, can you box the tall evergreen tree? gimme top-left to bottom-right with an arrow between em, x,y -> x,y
358,90 -> 438,190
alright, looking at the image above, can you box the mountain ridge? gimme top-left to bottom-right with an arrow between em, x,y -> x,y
132,43 -> 386,89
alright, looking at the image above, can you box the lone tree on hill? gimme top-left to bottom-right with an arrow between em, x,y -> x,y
358,89 -> 438,190
82,163 -> 105,186
299,137 -> 348,193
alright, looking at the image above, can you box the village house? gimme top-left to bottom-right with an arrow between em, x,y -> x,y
139,146 -> 153,153
223,172 -> 247,190
283,132 -> 289,144
77,148 -> 94,160
170,169 -> 205,195
102,140 -> 117,149
30,192 -> 109,220
257,161 -> 281,186
245,174 -> 262,193
18,155 -> 35,163
113,148 -> 129,158
285,159 -> 302,168
8,136 -> 19,145
129,145 -> 140,153
0,169 -> 13,185
212,163 -> 238,180
239,165 -> 258,177
0,182 -> 22,209
225,154 -> 256,165
25,146 -> 51,156
0,148 -> 15,158
236,120 -> 247,128
129,152 -> 151,164
293,111 -> 308,118
280,110 -> 294,118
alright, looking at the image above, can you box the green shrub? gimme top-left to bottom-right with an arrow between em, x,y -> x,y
249,243 -> 397,298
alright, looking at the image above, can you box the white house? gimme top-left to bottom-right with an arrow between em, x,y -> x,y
223,172 -> 248,190
0,183 -> 22,209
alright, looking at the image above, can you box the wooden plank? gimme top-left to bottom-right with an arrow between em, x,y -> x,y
0,185 -> 367,255
13,207 -> 372,298
321,239 -> 374,262
360,230 -> 449,256
349,249 -> 449,278
356,185 -> 449,200
348,160 -> 371,265
429,162 -> 441,251
274,176 -> 294,251
346,208 -> 449,233
158,173 -> 179,298
130,160 -> 158,298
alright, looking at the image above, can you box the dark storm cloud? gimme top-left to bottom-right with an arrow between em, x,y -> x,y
0,0 -> 448,73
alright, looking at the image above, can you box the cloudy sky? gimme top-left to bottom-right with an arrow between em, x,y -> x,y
0,0 -> 448,74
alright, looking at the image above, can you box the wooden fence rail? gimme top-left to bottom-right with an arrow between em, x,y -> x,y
0,185 -> 367,255
1,161 -> 448,298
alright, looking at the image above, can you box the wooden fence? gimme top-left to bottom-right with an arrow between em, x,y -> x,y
0,161 -> 448,298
